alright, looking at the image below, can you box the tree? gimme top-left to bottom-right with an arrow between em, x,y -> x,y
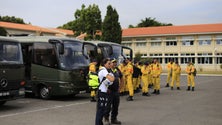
59,4 -> 102,40
101,5 -> 122,44
0,27 -> 7,36
129,17 -> 172,28
0,15 -> 25,24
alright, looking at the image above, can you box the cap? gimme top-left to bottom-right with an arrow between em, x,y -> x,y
111,58 -> 117,63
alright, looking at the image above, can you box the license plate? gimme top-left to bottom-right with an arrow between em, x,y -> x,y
79,90 -> 86,94
0,92 -> 10,96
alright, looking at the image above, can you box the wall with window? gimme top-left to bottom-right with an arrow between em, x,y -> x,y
121,33 -> 222,71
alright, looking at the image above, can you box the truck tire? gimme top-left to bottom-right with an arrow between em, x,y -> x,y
39,86 -> 51,99
0,101 -> 6,105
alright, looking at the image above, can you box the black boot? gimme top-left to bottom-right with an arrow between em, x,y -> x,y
90,97 -> 96,102
171,87 -> 173,90
192,87 -> 195,91
177,87 -> 180,90
152,89 -> 156,94
126,96 -> 133,101
156,90 -> 160,95
111,119 -> 121,124
165,83 -> 169,87
187,86 -> 190,91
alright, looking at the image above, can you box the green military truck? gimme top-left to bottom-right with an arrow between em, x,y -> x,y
13,36 -> 90,99
84,41 -> 133,64
0,36 -> 25,105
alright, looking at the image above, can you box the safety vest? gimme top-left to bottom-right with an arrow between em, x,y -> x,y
88,72 -> 99,88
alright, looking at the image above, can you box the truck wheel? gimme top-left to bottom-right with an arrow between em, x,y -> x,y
39,86 -> 50,99
0,101 -> 6,105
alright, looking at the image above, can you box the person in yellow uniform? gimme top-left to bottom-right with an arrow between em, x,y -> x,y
151,59 -> 162,95
132,60 -> 141,93
170,61 -> 181,90
118,60 -> 127,96
88,59 -> 98,102
141,61 -> 151,96
125,58 -> 134,101
185,62 -> 196,91
166,59 -> 174,87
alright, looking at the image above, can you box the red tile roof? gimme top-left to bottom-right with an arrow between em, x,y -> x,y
0,21 -> 56,33
122,23 -> 222,37
50,28 -> 74,36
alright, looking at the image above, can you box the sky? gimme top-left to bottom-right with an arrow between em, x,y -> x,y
1,0 -> 222,29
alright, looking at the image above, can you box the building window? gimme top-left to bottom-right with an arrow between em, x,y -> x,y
216,40 -> 222,45
165,37 -> 177,46
141,53 -> 148,58
181,57 -> 195,64
180,53 -> 195,64
166,41 -> 177,46
182,40 -> 194,46
151,42 -> 161,46
198,35 -> 211,45
197,53 -> 213,64
122,43 -> 132,47
136,42 -> 146,47
215,35 -> 222,45
181,36 -> 194,46
216,53 -> 222,64
165,53 -> 178,63
150,53 -> 162,63
199,40 -> 211,45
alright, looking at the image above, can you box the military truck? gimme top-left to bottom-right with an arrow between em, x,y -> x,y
13,36 -> 90,99
84,41 -> 133,64
0,36 -> 25,105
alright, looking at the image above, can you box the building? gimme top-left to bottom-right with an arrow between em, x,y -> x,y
0,21 -> 74,37
122,23 -> 222,71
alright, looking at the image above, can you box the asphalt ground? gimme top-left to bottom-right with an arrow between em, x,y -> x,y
0,75 -> 222,125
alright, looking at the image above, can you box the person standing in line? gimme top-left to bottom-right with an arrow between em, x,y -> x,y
132,60 -> 141,93
104,58 -> 122,125
95,58 -> 115,125
185,62 -> 196,91
166,59 -> 174,87
141,61 -> 151,96
151,59 -> 162,94
118,60 -> 126,96
124,58 -> 134,101
170,61 -> 181,90
88,59 -> 99,102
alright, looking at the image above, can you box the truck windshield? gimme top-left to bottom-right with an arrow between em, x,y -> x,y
110,45 -> 124,63
0,42 -> 23,64
59,41 -> 89,70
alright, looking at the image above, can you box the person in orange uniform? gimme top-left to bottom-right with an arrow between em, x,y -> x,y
185,62 -> 196,91
166,59 -> 174,87
124,58 -> 134,101
88,59 -> 98,102
151,59 -> 162,94
141,61 -> 151,96
170,61 -> 181,90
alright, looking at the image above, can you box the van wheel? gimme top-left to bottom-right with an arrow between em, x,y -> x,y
0,101 -> 6,105
39,86 -> 50,99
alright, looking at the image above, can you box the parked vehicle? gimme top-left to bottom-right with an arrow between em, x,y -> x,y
84,41 -> 133,64
12,36 -> 90,99
0,36 -> 25,105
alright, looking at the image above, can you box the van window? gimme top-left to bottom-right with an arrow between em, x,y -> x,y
33,43 -> 58,68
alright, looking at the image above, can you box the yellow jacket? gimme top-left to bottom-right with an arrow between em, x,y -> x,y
167,62 -> 174,72
151,63 -> 162,77
172,64 -> 181,74
141,65 -> 151,76
125,63 -> 133,76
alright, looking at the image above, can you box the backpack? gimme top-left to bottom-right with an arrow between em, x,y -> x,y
193,68 -> 197,76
